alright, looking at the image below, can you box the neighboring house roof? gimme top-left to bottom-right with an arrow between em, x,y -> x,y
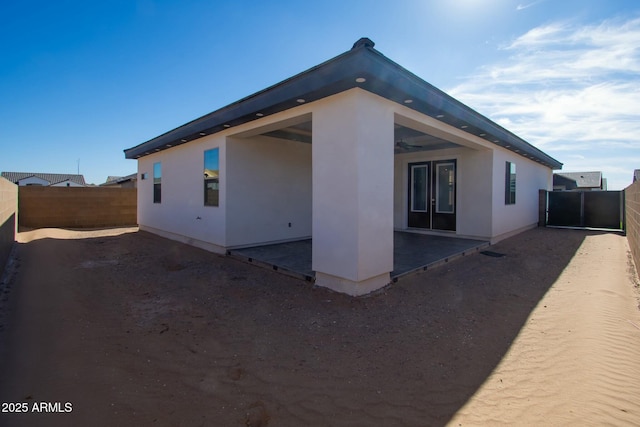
1,172 -> 86,186
204,169 -> 219,179
100,173 -> 137,186
105,173 -> 137,184
553,171 -> 602,189
105,175 -> 123,183
634,169 -> 640,182
124,38 -> 563,170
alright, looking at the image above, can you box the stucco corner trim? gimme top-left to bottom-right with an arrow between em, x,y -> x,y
314,271 -> 391,297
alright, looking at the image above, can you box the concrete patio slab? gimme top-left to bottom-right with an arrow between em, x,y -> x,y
391,232 -> 489,278
229,232 -> 489,283
228,240 -> 314,281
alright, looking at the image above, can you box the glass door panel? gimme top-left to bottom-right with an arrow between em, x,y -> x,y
408,162 -> 431,228
436,162 -> 455,214
408,160 -> 455,231
411,164 -> 428,212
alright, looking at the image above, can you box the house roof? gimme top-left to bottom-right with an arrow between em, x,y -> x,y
554,171 -> 602,188
1,172 -> 86,186
124,38 -> 563,170
105,175 -> 123,183
101,173 -> 137,186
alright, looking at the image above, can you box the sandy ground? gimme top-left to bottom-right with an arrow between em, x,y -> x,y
0,226 -> 638,426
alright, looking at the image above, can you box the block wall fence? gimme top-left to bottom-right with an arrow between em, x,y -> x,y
18,187 -> 137,229
0,177 -> 18,274
625,180 -> 640,277
8,182 -> 640,278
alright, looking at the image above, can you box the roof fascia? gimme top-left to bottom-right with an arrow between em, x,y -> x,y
358,49 -> 562,169
124,42 -> 562,170
124,48 -> 368,159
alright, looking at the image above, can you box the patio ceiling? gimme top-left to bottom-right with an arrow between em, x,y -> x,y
262,121 -> 312,144
393,124 -> 460,153
259,120 -> 460,154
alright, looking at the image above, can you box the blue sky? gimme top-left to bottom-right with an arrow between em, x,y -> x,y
1,0 -> 638,189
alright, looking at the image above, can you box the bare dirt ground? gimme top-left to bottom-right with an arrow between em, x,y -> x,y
0,226 -> 639,426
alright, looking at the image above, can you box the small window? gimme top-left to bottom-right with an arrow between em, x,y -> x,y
140,173 -> 147,180
505,161 -> 516,205
204,148 -> 219,206
153,162 -> 162,204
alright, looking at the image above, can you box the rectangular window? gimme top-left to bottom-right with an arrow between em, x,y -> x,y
153,162 -> 161,204
204,148 -> 219,206
505,161 -> 516,205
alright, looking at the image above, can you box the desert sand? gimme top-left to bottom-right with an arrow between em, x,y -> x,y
0,226 -> 639,426
449,230 -> 640,426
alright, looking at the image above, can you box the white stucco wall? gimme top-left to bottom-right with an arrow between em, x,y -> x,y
313,89 -> 394,294
225,135 -> 312,247
490,148 -> 552,241
391,107 -> 552,242
137,136 -> 227,253
393,147 -> 494,240
456,149 -> 494,239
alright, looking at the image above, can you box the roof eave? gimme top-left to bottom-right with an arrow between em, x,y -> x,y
124,47 -> 371,159
124,41 -> 562,170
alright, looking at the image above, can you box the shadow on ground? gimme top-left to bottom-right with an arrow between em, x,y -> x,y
0,226 -> 593,426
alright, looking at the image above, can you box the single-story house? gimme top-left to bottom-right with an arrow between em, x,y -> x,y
100,173 -> 138,188
553,171 -> 605,191
124,38 -> 562,296
1,172 -> 86,187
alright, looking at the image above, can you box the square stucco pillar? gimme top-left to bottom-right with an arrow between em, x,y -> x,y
312,89 -> 394,296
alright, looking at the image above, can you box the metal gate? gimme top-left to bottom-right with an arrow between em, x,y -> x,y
546,190 -> 625,230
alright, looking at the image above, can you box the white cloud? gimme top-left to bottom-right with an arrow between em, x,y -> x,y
516,0 -> 546,11
448,16 -> 640,189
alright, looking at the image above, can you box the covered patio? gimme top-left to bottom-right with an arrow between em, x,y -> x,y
229,232 -> 489,285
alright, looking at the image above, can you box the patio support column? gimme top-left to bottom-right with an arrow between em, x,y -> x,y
312,89 -> 394,296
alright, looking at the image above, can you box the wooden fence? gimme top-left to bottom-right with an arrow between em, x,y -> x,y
19,186 -> 137,229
